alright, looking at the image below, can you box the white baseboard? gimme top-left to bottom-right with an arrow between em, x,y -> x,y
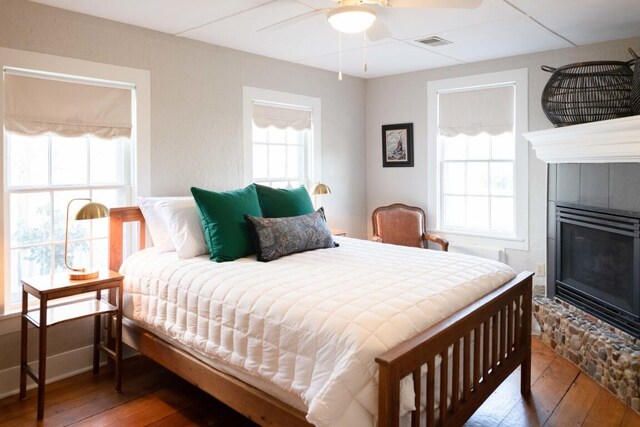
0,345 -> 95,400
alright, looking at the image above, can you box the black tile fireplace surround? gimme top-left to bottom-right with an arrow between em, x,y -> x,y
548,163 -> 640,338
555,204 -> 640,336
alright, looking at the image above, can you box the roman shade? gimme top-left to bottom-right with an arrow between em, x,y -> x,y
3,73 -> 132,139
252,103 -> 311,130
439,85 -> 514,137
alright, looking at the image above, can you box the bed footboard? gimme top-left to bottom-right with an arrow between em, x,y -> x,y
376,272 -> 533,427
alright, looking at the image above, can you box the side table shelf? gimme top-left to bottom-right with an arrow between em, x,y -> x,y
25,299 -> 116,327
20,271 -> 123,421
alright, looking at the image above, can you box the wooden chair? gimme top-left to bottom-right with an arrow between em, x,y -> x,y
372,203 -> 449,251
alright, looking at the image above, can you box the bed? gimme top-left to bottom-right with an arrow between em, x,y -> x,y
108,206 -> 533,427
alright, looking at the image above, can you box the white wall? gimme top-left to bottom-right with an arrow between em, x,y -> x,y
366,36 -> 640,287
0,0 -> 367,239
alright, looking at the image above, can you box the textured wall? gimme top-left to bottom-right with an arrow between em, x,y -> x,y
365,36 -> 640,287
0,317 -> 93,369
0,0 -> 367,238
0,0 -> 366,376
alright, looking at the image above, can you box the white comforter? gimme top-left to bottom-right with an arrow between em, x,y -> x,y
121,237 -> 515,426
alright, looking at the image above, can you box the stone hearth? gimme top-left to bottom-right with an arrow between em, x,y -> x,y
533,296 -> 640,413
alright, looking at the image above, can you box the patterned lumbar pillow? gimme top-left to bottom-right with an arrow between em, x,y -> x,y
245,209 -> 337,262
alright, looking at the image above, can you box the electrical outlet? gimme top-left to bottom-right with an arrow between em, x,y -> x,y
535,263 -> 546,277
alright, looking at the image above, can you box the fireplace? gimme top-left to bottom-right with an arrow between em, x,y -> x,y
556,204 -> 640,337
525,118 -> 640,412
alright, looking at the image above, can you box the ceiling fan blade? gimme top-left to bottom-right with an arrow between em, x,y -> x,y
257,8 -> 329,32
384,0 -> 483,8
367,20 -> 391,41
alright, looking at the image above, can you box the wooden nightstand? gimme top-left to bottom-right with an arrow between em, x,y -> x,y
330,228 -> 347,237
20,270 -> 124,420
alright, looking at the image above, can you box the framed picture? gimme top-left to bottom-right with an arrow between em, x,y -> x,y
382,123 -> 413,167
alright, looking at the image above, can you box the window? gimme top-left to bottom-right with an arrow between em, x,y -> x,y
243,87 -> 321,189
6,132 -> 130,305
427,69 -> 528,250
0,47 -> 150,315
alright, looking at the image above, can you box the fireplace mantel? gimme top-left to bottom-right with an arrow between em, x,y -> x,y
523,115 -> 640,164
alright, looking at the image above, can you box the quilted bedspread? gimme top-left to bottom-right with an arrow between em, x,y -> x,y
120,237 -> 515,426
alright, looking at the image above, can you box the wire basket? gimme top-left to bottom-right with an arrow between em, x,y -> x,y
630,48 -> 640,115
541,61 -> 634,127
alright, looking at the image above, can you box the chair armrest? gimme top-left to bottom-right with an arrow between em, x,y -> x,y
372,235 -> 383,243
423,233 -> 449,251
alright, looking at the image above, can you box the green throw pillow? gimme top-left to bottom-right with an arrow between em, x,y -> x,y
254,184 -> 315,218
191,185 -> 262,262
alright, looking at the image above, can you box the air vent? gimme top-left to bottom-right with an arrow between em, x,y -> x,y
415,36 -> 452,47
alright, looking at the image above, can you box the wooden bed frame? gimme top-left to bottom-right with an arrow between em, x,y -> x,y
109,206 -> 533,427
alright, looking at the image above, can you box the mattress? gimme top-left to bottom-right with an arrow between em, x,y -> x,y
120,236 -> 516,426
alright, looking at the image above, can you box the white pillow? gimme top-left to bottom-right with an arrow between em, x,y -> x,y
137,196 -> 190,253
156,198 -> 209,259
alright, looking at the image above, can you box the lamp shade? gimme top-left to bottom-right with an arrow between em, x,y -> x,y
66,199 -> 109,280
75,202 -> 109,220
311,183 -> 332,196
327,5 -> 376,34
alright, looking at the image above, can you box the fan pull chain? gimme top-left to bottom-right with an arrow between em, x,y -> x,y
363,30 -> 368,73
338,32 -> 343,81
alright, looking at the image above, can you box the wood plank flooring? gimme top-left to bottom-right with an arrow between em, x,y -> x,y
466,338 -> 640,427
1,338 -> 638,426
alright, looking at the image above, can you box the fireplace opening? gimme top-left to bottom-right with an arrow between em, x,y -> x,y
556,204 -> 640,337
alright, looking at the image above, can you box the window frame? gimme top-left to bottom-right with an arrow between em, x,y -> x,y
251,118 -> 311,189
242,87 -> 321,187
427,69 -> 529,251
0,47 -> 151,316
6,132 -> 131,306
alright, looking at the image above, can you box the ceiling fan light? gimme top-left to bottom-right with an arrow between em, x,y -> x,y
327,5 -> 377,34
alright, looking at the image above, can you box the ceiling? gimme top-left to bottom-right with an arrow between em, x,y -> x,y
29,0 -> 640,78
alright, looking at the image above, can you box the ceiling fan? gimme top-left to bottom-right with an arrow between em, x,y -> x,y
260,0 -> 484,41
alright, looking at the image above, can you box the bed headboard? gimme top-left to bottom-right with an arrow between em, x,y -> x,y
109,206 -> 146,272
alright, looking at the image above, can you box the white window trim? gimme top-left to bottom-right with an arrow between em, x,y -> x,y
242,87 -> 321,186
427,69 -> 528,251
0,47 -> 151,316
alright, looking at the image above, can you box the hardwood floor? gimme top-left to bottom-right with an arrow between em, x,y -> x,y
1,338 -> 638,426
466,338 -> 640,427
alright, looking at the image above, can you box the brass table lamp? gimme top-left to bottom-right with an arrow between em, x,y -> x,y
310,182 -> 331,209
64,198 -> 110,280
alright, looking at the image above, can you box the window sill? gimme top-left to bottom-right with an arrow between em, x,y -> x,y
430,229 -> 529,252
